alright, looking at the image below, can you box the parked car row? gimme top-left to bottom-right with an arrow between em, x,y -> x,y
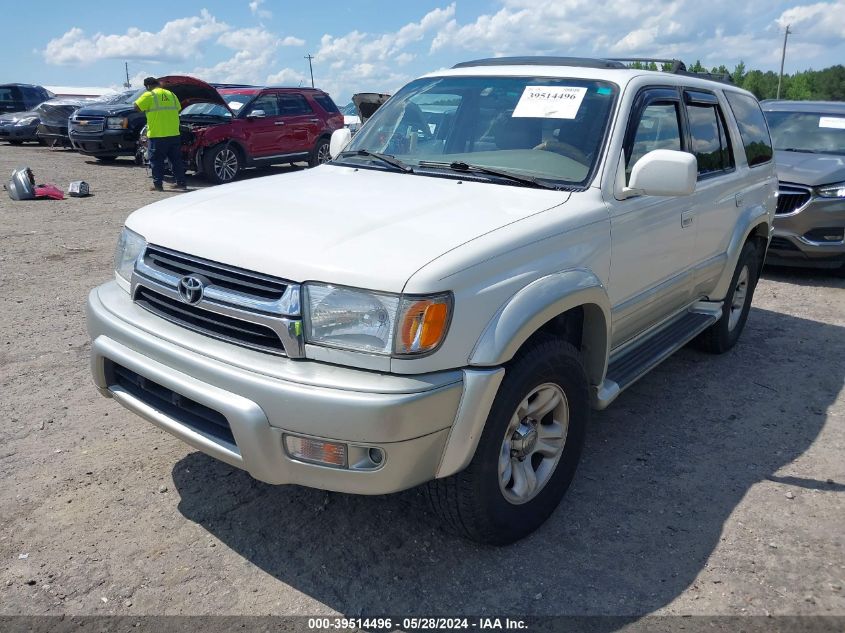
1,76 -> 351,184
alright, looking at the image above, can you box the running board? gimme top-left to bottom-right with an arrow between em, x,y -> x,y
593,307 -> 720,409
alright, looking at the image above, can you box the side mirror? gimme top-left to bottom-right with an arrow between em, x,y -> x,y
623,149 -> 697,198
329,128 -> 352,159
247,109 -> 266,119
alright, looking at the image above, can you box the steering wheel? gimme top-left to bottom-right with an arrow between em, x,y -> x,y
533,140 -> 590,164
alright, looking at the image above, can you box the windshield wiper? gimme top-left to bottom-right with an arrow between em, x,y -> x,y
337,149 -> 413,173
416,161 -> 563,190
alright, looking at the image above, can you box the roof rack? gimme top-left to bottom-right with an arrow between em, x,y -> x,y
610,57 -> 734,85
452,57 -> 627,70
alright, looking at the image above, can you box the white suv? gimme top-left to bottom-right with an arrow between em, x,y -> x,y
87,57 -> 776,544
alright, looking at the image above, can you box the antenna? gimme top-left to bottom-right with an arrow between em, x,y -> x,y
304,54 -> 315,88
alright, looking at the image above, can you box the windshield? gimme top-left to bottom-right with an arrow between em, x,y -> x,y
764,110 -> 845,155
181,102 -> 232,118
96,89 -> 144,105
337,76 -> 617,186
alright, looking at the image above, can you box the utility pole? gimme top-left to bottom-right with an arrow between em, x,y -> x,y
123,62 -> 131,88
304,54 -> 315,88
777,24 -> 792,99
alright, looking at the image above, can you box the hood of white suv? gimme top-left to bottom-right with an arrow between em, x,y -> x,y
125,166 -> 569,292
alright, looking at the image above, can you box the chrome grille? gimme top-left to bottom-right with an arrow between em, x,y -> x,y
132,245 -> 304,357
776,183 -> 811,215
71,116 -> 104,133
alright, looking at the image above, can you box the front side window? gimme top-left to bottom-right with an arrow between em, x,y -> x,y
244,94 -> 280,117
725,92 -> 773,166
626,102 -> 682,179
764,110 -> 845,155
338,76 -> 618,188
686,102 -> 733,176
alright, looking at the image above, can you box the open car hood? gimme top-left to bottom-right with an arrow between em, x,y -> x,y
157,76 -> 230,113
352,93 -> 390,123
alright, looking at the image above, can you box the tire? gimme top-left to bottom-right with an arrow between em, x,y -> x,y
308,138 -> 331,167
694,241 -> 759,354
9,140 -> 23,146
95,156 -> 117,162
428,339 -> 590,545
203,143 -> 241,184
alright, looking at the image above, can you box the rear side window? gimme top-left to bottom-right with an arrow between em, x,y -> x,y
724,92 -> 773,167
313,94 -> 339,113
279,94 -> 313,116
686,101 -> 734,176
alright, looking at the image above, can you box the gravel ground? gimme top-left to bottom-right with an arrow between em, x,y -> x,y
0,143 -> 843,621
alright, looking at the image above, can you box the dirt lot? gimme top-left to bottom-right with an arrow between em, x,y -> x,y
0,143 -> 843,621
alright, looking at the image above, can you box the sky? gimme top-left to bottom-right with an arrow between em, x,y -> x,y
3,0 -> 845,104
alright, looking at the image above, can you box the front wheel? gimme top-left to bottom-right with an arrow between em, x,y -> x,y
694,241 -> 759,354
428,340 -> 590,545
203,144 -> 241,184
308,138 -> 331,167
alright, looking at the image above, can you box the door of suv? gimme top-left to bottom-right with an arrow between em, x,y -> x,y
682,90 -> 748,296
240,91 -> 288,158
607,87 -> 697,347
278,93 -> 321,153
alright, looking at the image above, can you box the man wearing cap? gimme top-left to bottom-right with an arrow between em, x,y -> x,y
134,77 -> 187,192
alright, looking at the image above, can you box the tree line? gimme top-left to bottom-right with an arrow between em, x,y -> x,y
626,61 -> 845,101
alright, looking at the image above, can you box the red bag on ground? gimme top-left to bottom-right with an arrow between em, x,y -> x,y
34,184 -> 65,200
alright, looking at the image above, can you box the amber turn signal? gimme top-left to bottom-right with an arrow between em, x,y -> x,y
396,294 -> 451,355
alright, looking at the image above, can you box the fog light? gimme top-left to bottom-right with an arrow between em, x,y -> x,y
284,435 -> 347,468
368,447 -> 384,465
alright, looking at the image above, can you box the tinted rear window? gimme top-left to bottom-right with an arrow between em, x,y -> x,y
279,94 -> 313,115
725,92 -> 773,167
314,94 -> 339,113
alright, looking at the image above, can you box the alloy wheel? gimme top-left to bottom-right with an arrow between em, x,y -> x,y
728,265 -> 750,332
214,148 -> 239,182
498,383 -> 569,505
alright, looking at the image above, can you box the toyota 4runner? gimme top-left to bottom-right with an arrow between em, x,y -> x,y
87,57 -> 776,544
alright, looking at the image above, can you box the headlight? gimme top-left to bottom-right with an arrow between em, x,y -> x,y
106,117 -> 128,130
15,116 -> 37,126
113,227 -> 146,291
303,283 -> 451,356
816,181 -> 845,198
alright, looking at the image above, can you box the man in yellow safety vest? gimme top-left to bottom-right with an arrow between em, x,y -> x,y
134,77 -> 187,192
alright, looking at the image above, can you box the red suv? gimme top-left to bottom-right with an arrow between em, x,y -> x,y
168,77 -> 344,184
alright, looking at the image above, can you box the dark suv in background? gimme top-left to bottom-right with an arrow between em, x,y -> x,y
69,89 -> 145,161
0,83 -> 51,115
762,100 -> 845,274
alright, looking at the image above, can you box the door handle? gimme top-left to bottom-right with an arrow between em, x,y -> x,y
681,210 -> 694,228
308,118 -> 320,123
274,121 -> 286,126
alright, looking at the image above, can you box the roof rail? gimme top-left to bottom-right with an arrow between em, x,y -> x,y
610,57 -> 734,85
452,57 -> 627,70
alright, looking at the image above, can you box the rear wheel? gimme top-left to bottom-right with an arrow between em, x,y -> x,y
428,340 -> 589,545
694,241 -> 759,354
203,144 -> 241,184
308,138 -> 331,167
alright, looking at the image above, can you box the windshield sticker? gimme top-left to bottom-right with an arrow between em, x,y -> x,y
819,116 -> 845,129
228,101 -> 244,110
512,86 -> 587,119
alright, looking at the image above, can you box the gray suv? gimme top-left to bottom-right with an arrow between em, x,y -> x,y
762,100 -> 845,274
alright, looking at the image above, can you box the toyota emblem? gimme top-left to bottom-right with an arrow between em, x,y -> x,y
177,275 -> 204,305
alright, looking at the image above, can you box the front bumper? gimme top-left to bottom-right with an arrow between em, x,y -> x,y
0,123 -> 38,141
70,129 -> 139,156
87,281 -> 503,494
767,196 -> 845,269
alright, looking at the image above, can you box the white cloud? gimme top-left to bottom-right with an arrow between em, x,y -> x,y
43,10 -> 228,65
249,0 -> 272,19
430,0 -> 845,71
280,36 -> 306,47
266,67 -> 307,86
